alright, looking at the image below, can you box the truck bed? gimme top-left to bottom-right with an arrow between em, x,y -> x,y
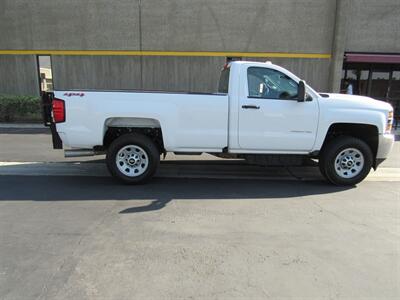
53,90 -> 229,151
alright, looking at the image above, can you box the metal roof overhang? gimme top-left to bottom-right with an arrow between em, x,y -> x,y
345,53 -> 400,64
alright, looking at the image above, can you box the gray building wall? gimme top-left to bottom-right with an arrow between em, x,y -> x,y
0,55 -> 39,95
0,0 -> 399,95
52,56 -> 142,90
0,0 -> 141,50
52,56 -> 331,93
141,56 -> 226,92
141,0 -> 336,53
0,0 -> 334,52
345,0 -> 400,53
53,56 -> 226,93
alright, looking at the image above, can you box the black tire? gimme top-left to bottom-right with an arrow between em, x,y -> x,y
319,136 -> 373,186
106,134 -> 160,184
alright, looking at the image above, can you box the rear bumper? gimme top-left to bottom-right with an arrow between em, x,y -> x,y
376,133 -> 394,160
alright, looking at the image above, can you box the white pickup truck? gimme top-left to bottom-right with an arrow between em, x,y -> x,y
42,61 -> 394,185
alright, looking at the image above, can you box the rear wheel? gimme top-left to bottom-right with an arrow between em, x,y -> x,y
106,134 -> 160,184
319,136 -> 373,186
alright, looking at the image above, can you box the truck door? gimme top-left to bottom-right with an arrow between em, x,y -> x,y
238,66 -> 319,152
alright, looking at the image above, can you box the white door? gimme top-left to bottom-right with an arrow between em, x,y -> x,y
238,66 -> 319,152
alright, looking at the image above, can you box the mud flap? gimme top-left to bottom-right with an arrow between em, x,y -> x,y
41,92 -> 63,149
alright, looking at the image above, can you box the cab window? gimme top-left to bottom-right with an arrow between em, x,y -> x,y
247,67 -> 298,100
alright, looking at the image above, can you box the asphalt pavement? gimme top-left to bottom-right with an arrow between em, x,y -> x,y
0,128 -> 399,299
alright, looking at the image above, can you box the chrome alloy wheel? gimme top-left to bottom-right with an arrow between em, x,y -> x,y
334,148 -> 364,179
116,145 -> 149,177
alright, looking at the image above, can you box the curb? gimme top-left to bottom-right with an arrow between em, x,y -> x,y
0,123 -> 45,129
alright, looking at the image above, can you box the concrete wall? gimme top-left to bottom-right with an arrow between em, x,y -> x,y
140,0 -> 335,91
345,0 -> 400,53
0,55 -> 39,95
0,0 -> 140,95
52,56 -> 329,93
0,0 -> 140,50
0,0 -> 399,95
1,0 -> 334,52
1,54 -> 330,94
329,0 -> 349,92
52,56 -> 229,93
0,0 -> 335,94
141,56 -> 225,92
52,56 -> 142,90
141,0 -> 335,53
52,56 -> 225,93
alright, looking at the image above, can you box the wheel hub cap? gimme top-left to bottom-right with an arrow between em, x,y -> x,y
340,156 -> 355,169
116,145 -> 149,177
127,154 -> 140,166
334,148 -> 364,179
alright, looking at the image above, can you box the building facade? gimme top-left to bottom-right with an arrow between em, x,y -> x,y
0,0 -> 399,114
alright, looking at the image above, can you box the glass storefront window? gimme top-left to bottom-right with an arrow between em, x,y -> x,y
342,63 -> 400,123
359,70 -> 369,96
389,71 -> 400,120
341,69 -> 359,94
389,71 -> 400,99
370,72 -> 390,100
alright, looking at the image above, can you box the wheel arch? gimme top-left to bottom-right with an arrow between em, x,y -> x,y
319,123 -> 379,168
103,117 -> 165,153
105,117 -> 161,129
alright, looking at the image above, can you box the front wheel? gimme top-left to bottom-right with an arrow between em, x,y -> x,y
106,134 -> 160,184
319,136 -> 373,186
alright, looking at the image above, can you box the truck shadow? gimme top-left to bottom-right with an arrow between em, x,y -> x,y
0,175 -> 354,213
118,178 -> 351,214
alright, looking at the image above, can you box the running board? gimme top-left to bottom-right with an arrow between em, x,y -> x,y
64,149 -> 104,158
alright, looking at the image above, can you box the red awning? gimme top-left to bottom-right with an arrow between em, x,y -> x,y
345,53 -> 400,64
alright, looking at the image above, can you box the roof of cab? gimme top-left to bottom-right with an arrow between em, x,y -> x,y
230,60 -> 275,67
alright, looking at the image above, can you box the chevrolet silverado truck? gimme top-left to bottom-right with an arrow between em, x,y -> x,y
42,61 -> 394,185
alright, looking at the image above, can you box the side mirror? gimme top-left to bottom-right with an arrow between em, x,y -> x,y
297,80 -> 306,102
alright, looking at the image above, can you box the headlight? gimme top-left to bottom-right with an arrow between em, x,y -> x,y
386,111 -> 393,134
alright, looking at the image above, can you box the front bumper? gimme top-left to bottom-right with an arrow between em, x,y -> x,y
376,133 -> 395,164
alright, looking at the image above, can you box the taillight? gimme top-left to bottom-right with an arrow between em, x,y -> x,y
52,98 -> 65,123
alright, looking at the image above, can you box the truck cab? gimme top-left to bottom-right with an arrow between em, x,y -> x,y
221,61 -> 320,153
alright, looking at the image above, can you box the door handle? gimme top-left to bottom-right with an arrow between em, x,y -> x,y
242,105 -> 260,109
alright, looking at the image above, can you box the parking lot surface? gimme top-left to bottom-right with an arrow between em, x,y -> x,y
0,129 -> 399,299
